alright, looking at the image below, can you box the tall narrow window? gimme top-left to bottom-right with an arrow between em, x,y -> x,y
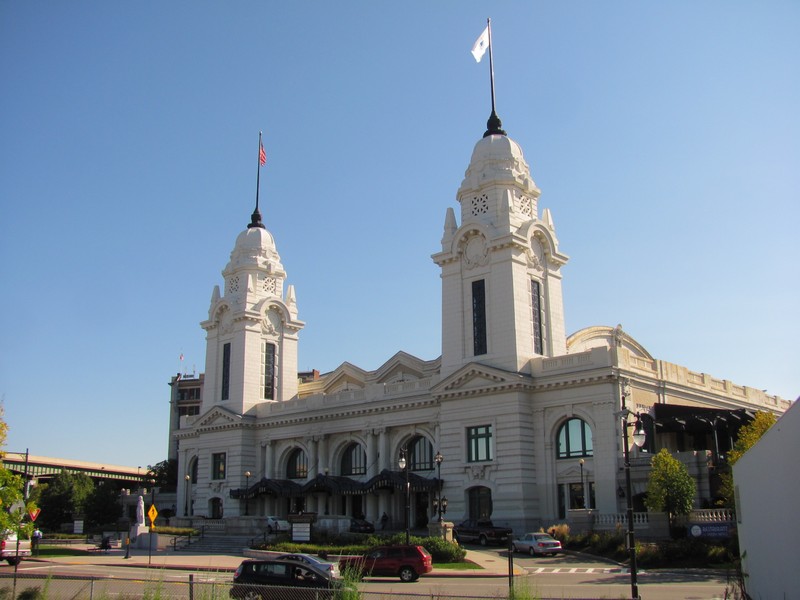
467,425 -> 493,462
341,443 -> 366,476
264,343 -> 276,400
211,452 -> 226,480
409,436 -> 434,471
287,448 -> 308,479
221,343 -> 231,400
532,280 -> 543,355
472,279 -> 487,356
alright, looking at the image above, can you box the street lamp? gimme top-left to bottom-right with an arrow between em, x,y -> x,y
244,471 -> 252,516
184,474 -> 191,516
434,451 -> 444,522
148,478 -> 156,566
620,378 -> 646,600
398,448 -> 410,545
579,458 -> 585,509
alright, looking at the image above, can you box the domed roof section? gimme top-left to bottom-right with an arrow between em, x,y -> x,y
458,134 -> 538,196
225,221 -> 283,274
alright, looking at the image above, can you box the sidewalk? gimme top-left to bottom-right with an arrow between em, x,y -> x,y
33,544 -> 524,577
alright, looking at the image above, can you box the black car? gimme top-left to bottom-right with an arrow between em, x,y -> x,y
230,559 -> 346,599
349,518 -> 375,533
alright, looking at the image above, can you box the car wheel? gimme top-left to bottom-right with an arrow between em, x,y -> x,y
7,558 -> 21,566
242,591 -> 260,600
529,547 -> 536,557
399,566 -> 417,582
479,535 -> 488,546
512,544 -> 518,553
267,525 -> 274,534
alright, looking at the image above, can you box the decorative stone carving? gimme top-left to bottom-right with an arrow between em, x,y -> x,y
463,235 -> 489,270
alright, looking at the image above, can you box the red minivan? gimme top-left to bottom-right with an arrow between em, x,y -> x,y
338,545 -> 433,582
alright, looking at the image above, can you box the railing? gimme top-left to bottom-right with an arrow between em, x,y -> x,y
594,512 -> 651,529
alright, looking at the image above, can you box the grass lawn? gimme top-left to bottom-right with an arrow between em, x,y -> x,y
434,560 -> 483,570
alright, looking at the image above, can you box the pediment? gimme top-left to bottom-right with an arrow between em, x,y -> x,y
322,362 -> 367,394
373,351 -> 431,384
196,406 -> 242,429
432,362 -> 532,398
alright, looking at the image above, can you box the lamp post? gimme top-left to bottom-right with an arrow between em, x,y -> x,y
579,458 -> 585,509
148,478 -> 156,566
244,471 -> 251,516
620,378 -> 646,600
398,448 -> 410,544
184,474 -> 190,516
434,451 -> 444,522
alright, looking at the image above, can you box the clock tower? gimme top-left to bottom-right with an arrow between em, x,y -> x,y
433,127 -> 568,378
200,207 -> 304,415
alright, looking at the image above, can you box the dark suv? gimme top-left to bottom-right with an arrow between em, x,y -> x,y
338,545 -> 432,582
230,559 -> 345,599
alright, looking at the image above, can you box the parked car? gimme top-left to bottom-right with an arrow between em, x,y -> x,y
264,516 -> 290,534
338,544 -> 432,582
275,553 -> 340,579
349,518 -> 375,534
230,558 -> 346,599
512,532 -> 562,556
1,532 -> 31,566
453,519 -> 514,546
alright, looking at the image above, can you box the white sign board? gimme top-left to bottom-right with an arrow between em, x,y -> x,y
292,523 -> 311,542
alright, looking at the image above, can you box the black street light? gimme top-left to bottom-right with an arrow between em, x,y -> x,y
434,451 -> 444,522
579,458 -> 585,509
148,478 -> 156,566
184,474 -> 191,517
620,378 -> 646,600
244,471 -> 252,516
398,447 -> 411,545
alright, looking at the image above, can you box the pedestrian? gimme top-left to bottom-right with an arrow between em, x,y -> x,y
32,528 -> 42,556
380,512 -> 389,530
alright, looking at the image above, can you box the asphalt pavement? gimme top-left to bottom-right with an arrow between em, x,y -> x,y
31,543 -> 525,577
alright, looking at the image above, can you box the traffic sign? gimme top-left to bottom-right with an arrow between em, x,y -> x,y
148,505 -> 158,526
29,508 -> 41,521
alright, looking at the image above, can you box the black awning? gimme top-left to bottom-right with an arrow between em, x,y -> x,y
231,477 -> 303,499
302,474 -> 365,495
363,469 -> 440,494
651,404 -> 754,434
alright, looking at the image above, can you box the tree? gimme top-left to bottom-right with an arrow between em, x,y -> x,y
645,448 -> 696,531
147,458 -> 178,491
0,404 -> 37,537
37,471 -> 94,531
717,411 -> 778,507
83,482 -> 123,529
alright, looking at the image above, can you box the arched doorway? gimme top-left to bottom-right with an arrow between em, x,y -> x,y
209,497 -> 223,519
467,486 -> 492,520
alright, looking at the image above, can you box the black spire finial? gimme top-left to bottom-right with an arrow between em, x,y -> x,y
483,110 -> 507,138
247,207 -> 265,229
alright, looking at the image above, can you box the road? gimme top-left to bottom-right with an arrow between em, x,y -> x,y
3,549 -> 738,599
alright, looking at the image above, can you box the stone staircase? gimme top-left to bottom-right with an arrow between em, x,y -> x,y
174,533 -> 255,555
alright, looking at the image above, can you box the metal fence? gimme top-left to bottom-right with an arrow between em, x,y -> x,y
0,573 -> 617,600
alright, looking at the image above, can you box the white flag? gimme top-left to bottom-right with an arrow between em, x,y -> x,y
471,26 -> 490,62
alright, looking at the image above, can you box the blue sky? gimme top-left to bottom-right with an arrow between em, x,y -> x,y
1,2 -> 798,468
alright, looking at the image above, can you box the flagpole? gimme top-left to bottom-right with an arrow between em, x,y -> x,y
483,18 -> 506,137
249,131 -> 265,229
255,131 -> 262,212
487,18 -> 496,116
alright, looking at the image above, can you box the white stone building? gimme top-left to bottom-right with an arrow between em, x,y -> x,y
170,115 -> 791,533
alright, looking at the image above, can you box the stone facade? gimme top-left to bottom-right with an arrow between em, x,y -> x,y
171,125 -> 790,534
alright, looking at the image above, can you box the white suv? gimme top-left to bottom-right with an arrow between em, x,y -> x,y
1,532 -> 32,566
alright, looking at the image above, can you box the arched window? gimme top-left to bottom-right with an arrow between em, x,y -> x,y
408,436 -> 434,471
341,443 -> 366,476
287,448 -> 308,479
557,418 -> 593,458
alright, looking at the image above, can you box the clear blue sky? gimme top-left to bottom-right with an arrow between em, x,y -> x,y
2,2 -> 798,468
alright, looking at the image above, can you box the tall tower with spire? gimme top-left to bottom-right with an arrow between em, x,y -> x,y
433,119 -> 569,378
199,205 -> 304,415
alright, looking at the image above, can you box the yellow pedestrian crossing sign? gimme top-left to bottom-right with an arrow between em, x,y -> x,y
148,504 -> 158,526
